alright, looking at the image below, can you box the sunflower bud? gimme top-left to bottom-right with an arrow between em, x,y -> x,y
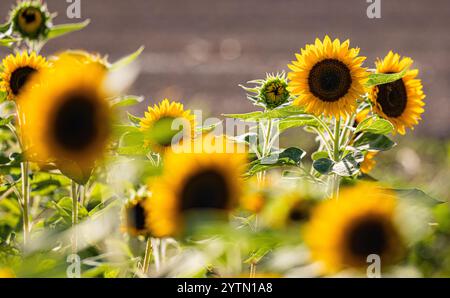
9,1 -> 51,40
241,72 -> 291,110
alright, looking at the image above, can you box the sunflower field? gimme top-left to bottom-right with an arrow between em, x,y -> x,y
0,0 -> 449,279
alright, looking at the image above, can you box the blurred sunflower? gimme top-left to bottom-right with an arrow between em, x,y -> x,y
53,50 -> 109,69
288,36 -> 368,118
122,197 -> 150,237
18,57 -> 111,180
304,183 -> 404,274
139,99 -> 196,154
146,136 -> 246,238
0,51 -> 49,100
9,0 -> 51,40
0,268 -> 15,278
360,151 -> 378,174
263,192 -> 315,229
369,51 -> 425,135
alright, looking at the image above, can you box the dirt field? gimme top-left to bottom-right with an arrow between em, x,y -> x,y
1,0 -> 449,137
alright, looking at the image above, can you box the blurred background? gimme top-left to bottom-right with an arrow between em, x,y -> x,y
1,0 -> 449,200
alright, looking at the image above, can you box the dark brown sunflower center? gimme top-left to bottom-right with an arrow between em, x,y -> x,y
52,94 -> 99,152
346,217 -> 389,259
22,8 -> 38,24
127,202 -> 146,231
376,78 -> 407,118
288,202 -> 310,223
180,169 -> 230,212
10,66 -> 37,95
308,59 -> 352,102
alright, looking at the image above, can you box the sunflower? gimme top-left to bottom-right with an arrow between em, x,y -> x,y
263,192 -> 315,229
18,57 -> 111,181
360,151 -> 378,174
241,72 -> 291,109
53,50 -> 109,70
288,36 -> 368,118
304,183 -> 404,274
369,51 -> 425,135
146,136 -> 246,238
9,1 -> 51,40
122,197 -> 150,237
139,99 -> 196,154
0,51 -> 49,101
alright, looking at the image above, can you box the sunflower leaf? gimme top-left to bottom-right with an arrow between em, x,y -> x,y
246,147 -> 306,177
365,68 -> 408,87
127,112 -> 142,126
111,95 -> 144,109
109,46 -> 145,71
47,19 -> 90,40
0,38 -> 17,47
313,158 -> 334,175
223,105 -> 305,121
0,91 -> 7,103
355,117 -> 394,135
354,132 -> 396,151
332,151 -> 364,177
392,188 -> 444,206
278,115 -> 320,132
0,115 -> 14,126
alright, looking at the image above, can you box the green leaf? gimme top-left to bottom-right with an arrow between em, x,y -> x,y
0,38 -> 17,47
0,115 -> 14,126
109,46 -> 145,71
355,117 -> 394,135
111,95 -> 144,108
278,115 -> 320,132
127,112 -> 142,126
47,19 -> 90,40
313,158 -> 334,175
332,152 -> 364,177
246,147 -> 306,177
393,188 -> 444,206
116,145 -> 149,156
223,105 -> 305,121
0,90 -> 7,103
0,22 -> 11,33
57,160 -> 93,185
311,151 -> 329,161
354,133 -> 396,151
365,68 -> 408,87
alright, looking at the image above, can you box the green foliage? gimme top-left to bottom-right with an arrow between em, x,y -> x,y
47,20 -> 91,40
366,68 -> 408,87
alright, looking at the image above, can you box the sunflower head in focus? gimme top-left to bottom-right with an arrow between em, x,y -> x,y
18,57 -> 111,182
0,51 -> 49,101
288,36 -> 368,118
139,99 -> 196,154
369,51 -> 425,135
241,72 -> 291,109
146,136 -> 247,238
304,183 -> 404,274
122,197 -> 150,237
9,1 -> 51,40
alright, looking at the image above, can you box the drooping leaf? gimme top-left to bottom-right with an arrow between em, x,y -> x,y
111,95 -> 144,109
332,151 -> 364,177
311,151 -> 330,161
354,132 -> 396,151
365,68 -> 408,87
355,117 -> 394,135
393,188 -> 444,206
109,46 -> 145,71
246,147 -> 306,177
47,19 -> 90,40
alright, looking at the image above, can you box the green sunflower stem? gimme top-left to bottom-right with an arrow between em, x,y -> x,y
142,237 -> 153,275
331,117 -> 341,199
151,238 -> 161,273
21,161 -> 30,248
71,180 -> 78,255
